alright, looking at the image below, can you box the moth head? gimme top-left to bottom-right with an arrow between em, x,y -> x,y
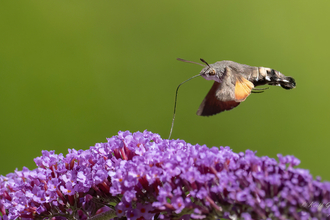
200,65 -> 222,82
199,59 -> 227,83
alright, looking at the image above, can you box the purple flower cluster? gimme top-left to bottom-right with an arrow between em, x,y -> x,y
0,130 -> 330,220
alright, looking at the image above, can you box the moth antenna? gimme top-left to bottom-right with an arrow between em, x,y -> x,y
200,58 -> 210,67
169,74 -> 201,139
177,58 -> 206,67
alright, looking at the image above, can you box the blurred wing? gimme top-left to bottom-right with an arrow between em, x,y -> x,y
196,81 -> 240,116
196,67 -> 254,116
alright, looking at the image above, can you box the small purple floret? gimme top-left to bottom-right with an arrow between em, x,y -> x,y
0,130 -> 329,219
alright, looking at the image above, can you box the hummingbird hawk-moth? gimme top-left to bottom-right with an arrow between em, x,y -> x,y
168,58 -> 296,138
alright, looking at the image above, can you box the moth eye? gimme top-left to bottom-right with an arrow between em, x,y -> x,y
209,69 -> 216,75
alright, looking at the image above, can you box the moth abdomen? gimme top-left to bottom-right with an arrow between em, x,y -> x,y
251,67 -> 296,90
266,68 -> 296,90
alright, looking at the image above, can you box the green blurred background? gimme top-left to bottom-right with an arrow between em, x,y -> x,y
0,1 -> 329,179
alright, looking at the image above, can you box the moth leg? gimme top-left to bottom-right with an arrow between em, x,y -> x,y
251,90 -> 265,93
252,87 -> 269,91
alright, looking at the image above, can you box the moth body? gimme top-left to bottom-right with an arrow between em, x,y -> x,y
168,58 -> 296,139
195,60 -> 296,116
200,61 -> 295,90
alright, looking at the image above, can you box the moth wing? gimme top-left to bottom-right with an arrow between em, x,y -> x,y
196,81 -> 240,116
196,67 -> 254,116
234,75 -> 254,102
215,67 -> 237,102
220,66 -> 254,102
